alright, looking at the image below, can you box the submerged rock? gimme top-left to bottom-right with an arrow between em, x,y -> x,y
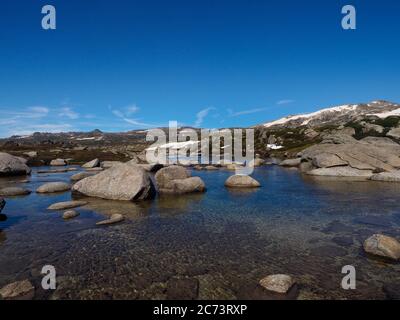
73,164 -> 155,201
225,175 -> 261,188
0,280 -> 34,300
36,182 -> 71,194
48,200 -> 88,210
0,187 -> 31,197
0,152 -> 31,176
50,158 -> 67,166
62,210 -> 80,220
155,166 -> 205,194
259,274 -> 295,294
0,198 -> 5,213
96,213 -> 124,225
82,158 -> 100,169
364,234 -> 400,261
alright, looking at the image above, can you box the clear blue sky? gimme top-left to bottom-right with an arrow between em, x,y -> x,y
0,0 -> 399,137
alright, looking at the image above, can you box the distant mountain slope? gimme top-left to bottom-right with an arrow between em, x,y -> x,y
259,100 -> 400,129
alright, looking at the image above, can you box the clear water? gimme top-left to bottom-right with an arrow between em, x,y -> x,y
0,165 -> 400,300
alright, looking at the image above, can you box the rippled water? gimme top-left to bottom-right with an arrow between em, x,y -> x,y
0,165 -> 400,300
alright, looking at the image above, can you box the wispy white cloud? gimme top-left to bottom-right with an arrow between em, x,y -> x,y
125,104 -> 140,115
0,105 -> 76,137
58,107 -> 79,119
110,104 -> 159,128
194,107 -> 215,127
276,99 -> 295,105
227,107 -> 268,117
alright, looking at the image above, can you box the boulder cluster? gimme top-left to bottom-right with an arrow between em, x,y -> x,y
279,130 -> 400,181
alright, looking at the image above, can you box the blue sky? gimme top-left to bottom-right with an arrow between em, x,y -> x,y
0,0 -> 399,137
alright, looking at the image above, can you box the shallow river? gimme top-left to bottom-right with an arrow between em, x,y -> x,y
0,165 -> 399,300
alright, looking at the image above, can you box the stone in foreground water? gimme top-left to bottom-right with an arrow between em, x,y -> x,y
0,280 -> 34,300
259,274 -> 295,294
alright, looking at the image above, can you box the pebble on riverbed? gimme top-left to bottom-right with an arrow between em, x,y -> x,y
0,187 -> 31,197
48,200 -> 88,210
259,274 -> 295,294
363,234 -> 400,261
0,279 -> 34,300
63,210 -> 80,220
36,182 -> 71,194
96,213 -> 124,226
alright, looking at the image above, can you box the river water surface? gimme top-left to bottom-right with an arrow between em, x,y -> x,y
0,165 -> 399,299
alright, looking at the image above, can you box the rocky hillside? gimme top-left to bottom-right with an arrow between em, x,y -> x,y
254,100 -> 400,158
1,100 -> 400,164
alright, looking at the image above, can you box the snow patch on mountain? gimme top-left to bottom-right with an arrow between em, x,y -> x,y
263,104 -> 359,128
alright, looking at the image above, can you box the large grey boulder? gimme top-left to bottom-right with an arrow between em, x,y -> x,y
364,234 -> 400,260
311,153 -> 347,168
155,165 -> 206,194
225,175 -> 261,188
0,187 -> 31,197
161,177 -> 206,194
155,165 -> 190,186
370,171 -> 400,182
307,166 -> 373,178
50,158 -> 66,166
72,164 -> 155,201
0,152 -> 31,176
101,161 -> 123,168
36,182 -> 71,193
302,142 -> 400,173
81,158 -> 100,169
0,198 -> 5,213
279,158 -> 302,167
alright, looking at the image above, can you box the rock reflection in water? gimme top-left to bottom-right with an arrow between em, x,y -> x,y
155,193 -> 204,213
77,197 -> 150,220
